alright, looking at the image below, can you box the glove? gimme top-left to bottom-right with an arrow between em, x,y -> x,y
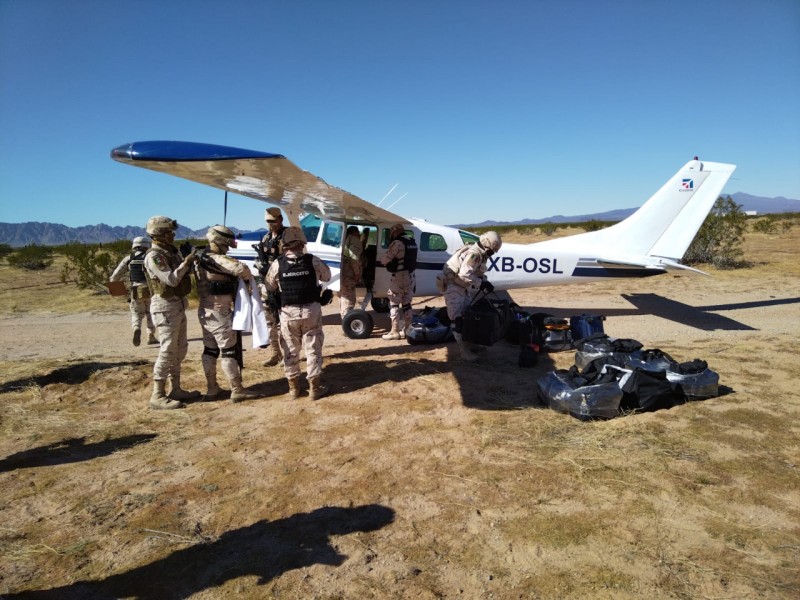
480,280 -> 494,293
179,241 -> 194,258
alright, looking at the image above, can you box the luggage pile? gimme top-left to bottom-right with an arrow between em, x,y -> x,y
461,292 -> 513,346
537,329 -> 720,420
406,306 -> 453,345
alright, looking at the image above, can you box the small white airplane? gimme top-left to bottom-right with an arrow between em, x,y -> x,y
111,141 -> 736,338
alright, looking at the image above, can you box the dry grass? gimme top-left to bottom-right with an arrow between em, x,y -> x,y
1,224 -> 799,599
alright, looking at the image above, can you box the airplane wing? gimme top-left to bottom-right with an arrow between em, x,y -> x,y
111,141 -> 407,224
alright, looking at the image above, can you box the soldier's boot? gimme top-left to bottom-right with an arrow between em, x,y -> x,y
287,377 -> 301,400
132,328 -> 141,347
147,331 -> 158,345
202,354 -> 222,401
149,379 -> 184,410
230,378 -> 260,403
452,332 -> 477,362
168,375 -> 202,402
262,340 -> 282,367
308,377 -> 329,401
403,309 -> 415,338
382,324 -> 401,341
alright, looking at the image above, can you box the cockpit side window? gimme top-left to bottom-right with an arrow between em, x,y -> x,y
301,214 -> 322,243
321,222 -> 343,248
459,230 -> 480,245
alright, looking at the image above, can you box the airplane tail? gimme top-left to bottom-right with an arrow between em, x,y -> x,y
537,158 -> 736,263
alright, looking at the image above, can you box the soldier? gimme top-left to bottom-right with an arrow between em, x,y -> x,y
264,226 -> 332,400
194,225 -> 260,404
110,236 -> 158,346
379,223 -> 417,340
339,225 -> 363,318
441,231 -> 502,361
143,216 -> 201,410
255,207 -> 287,367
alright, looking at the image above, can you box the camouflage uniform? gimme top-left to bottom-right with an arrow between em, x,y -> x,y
195,240 -> 255,402
379,228 -> 416,339
144,237 -> 198,408
256,217 -> 287,365
339,228 -> 363,318
110,251 -> 156,345
265,245 -> 331,399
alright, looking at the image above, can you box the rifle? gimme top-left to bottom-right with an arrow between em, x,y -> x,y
234,331 -> 244,370
251,241 -> 282,321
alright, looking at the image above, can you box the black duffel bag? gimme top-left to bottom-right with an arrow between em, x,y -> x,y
462,291 -> 512,346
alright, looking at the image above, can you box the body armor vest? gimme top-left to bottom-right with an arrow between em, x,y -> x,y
197,249 -> 237,296
145,246 -> 192,298
278,254 -> 319,306
129,250 -> 147,284
386,236 -> 418,273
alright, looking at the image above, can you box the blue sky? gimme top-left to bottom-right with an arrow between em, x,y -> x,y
1,0 -> 798,230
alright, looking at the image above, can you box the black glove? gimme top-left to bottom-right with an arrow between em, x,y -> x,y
179,241 -> 194,258
480,280 -> 494,293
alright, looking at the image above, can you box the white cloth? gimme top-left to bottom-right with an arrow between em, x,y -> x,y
233,277 -> 270,348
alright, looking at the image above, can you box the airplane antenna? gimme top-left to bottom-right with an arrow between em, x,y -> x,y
377,183 -> 398,206
223,190 -> 228,226
386,192 -> 408,210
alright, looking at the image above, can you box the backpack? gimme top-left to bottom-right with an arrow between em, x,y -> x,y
530,313 -> 573,352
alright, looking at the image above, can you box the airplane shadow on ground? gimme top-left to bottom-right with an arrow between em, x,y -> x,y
0,360 -> 149,394
6,504 -> 395,600
0,434 -> 158,473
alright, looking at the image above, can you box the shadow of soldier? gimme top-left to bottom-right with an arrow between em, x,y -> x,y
0,360 -> 149,394
7,504 -> 396,600
0,433 -> 157,473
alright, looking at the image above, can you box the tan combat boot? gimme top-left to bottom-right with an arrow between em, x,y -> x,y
149,380 -> 184,410
168,375 -> 202,401
132,328 -> 141,347
381,326 -> 401,341
202,355 -> 222,401
262,341 -> 282,367
230,378 -> 260,403
452,332 -> 477,362
287,377 -> 301,400
308,377 -> 329,401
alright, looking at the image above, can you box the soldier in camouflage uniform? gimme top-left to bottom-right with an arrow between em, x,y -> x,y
110,236 -> 157,346
255,207 -> 287,367
194,225 -> 261,404
442,231 -> 502,361
143,216 -> 201,410
339,225 -> 363,318
264,226 -> 332,400
379,223 -> 417,340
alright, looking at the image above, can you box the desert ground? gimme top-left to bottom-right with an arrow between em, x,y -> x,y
0,225 -> 798,599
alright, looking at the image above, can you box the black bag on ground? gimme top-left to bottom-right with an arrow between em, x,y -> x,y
666,359 -> 720,399
620,367 -> 683,412
462,292 -> 512,346
537,365 -> 623,420
506,304 -> 534,344
570,314 -> 606,344
574,335 -> 644,370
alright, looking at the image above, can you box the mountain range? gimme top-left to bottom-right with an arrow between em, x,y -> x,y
1,192 -> 797,247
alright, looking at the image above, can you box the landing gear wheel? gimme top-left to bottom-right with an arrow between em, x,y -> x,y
342,309 -> 374,339
370,297 -> 390,313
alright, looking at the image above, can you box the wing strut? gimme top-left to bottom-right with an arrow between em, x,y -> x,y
223,190 -> 228,226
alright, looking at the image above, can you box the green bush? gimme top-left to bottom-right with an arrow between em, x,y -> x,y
59,241 -> 130,292
752,218 -> 777,234
539,222 -> 559,236
683,196 -> 748,268
6,244 -> 54,270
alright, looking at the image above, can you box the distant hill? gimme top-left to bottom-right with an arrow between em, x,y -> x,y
1,193 -> 797,247
0,223 -> 246,248
451,192 -> 800,228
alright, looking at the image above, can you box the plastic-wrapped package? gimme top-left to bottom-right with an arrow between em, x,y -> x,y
536,369 -> 623,420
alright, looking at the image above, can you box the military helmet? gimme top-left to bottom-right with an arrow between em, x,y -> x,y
479,231 -> 502,253
282,226 -> 307,247
206,224 -> 237,248
145,215 -> 178,237
265,207 -> 283,223
390,223 -> 406,236
131,236 -> 150,250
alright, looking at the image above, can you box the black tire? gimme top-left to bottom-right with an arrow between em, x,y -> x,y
371,297 -> 390,313
342,309 -> 374,339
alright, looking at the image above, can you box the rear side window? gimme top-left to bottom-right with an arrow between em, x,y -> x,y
421,233 -> 447,251
380,228 -> 415,249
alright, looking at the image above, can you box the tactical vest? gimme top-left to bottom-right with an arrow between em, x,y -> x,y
278,254 -> 319,306
145,246 -> 192,298
260,228 -> 286,264
386,236 -> 418,273
197,249 -> 238,296
129,250 -> 147,284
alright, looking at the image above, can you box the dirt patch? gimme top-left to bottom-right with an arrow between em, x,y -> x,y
1,227 -> 799,599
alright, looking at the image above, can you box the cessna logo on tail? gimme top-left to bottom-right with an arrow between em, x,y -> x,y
680,178 -> 694,191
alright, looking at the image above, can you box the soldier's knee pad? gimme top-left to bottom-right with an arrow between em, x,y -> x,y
402,303 -> 412,312
220,345 -> 237,358
203,346 -> 220,358
453,317 -> 464,333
